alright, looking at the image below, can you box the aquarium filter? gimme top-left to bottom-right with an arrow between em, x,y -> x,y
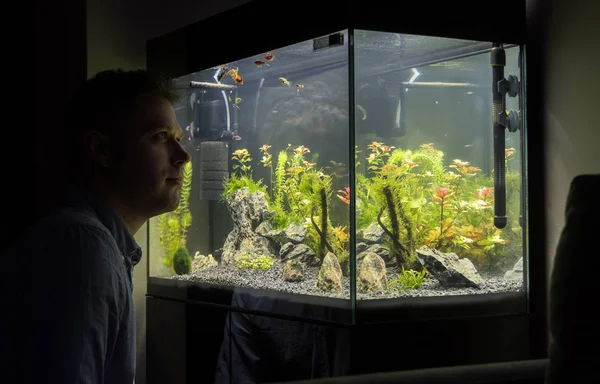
198,141 -> 229,200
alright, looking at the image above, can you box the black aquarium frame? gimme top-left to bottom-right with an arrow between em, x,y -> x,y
146,0 -> 547,355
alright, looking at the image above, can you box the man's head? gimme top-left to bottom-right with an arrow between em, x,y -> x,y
66,69 -> 192,231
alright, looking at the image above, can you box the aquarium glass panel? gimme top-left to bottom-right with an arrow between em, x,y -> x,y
149,30 -> 352,322
352,30 -> 525,302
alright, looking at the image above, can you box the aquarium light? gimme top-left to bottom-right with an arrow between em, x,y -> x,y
409,68 -> 420,83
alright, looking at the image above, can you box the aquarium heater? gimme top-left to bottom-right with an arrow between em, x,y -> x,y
491,43 -> 521,229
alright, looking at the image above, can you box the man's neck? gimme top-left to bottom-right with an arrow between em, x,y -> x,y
82,179 -> 146,235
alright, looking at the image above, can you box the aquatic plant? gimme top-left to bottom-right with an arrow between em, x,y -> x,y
235,252 -> 275,271
222,174 -> 267,201
232,149 -> 252,177
273,150 -> 288,212
157,161 -> 193,270
172,247 -> 192,275
300,169 -> 334,261
259,144 -> 273,199
355,141 -> 521,272
388,266 -> 427,290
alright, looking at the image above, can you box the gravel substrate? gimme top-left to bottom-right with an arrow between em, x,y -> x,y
169,260 -> 524,300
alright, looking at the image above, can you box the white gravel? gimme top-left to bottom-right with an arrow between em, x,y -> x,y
168,260 -> 523,300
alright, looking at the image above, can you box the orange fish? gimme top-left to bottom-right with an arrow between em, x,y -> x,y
265,52 -> 274,61
227,67 -> 243,84
254,60 -> 269,67
227,67 -> 238,78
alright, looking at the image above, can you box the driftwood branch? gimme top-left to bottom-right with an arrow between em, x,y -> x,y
311,208 -> 334,255
377,207 -> 408,262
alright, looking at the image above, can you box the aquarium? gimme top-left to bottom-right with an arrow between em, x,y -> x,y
148,29 -> 526,321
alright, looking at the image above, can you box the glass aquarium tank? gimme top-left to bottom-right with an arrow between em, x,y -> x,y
148,29 -> 526,322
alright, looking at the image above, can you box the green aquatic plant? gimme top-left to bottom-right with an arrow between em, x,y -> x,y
221,174 -> 267,201
273,149 -> 288,213
157,161 -> 193,269
355,141 -> 522,273
389,266 -> 427,290
172,246 -> 192,275
235,252 -> 275,271
300,169 -> 334,261
259,144 -> 274,200
232,148 -> 252,177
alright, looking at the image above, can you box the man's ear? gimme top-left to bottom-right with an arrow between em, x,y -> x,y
83,130 -> 112,168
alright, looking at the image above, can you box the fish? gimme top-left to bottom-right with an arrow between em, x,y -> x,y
464,144 -> 474,148
279,77 -> 290,86
232,97 -> 242,109
227,67 -> 243,84
295,84 -> 304,89
356,104 -> 367,120
220,131 -> 242,141
265,52 -> 274,61
185,121 -> 194,140
254,60 -> 269,67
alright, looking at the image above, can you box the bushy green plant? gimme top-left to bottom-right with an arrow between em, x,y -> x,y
355,141 -> 522,272
389,266 -> 427,290
172,247 -> 192,275
235,252 -> 275,271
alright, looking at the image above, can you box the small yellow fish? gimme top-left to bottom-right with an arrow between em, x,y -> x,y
232,97 -> 242,109
279,77 -> 290,86
295,84 -> 304,89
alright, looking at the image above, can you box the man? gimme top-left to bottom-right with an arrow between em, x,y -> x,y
0,69 -> 191,383
547,173 -> 600,383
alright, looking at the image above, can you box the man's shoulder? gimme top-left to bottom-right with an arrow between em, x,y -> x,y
8,206 -> 121,263
32,206 -> 112,239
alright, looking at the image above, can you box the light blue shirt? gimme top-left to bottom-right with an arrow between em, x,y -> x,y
0,184 -> 142,384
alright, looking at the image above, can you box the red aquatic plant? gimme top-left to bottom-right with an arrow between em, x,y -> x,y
337,187 -> 350,205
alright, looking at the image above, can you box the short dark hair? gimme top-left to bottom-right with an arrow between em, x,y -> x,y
65,69 -> 180,173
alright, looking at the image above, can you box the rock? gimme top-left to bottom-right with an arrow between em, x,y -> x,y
221,188 -> 272,265
282,244 -> 319,266
356,242 -> 369,254
255,220 -> 284,243
359,223 -> 387,244
283,259 -> 304,282
358,252 -> 388,293
279,242 -> 295,259
191,252 -> 218,273
416,245 -> 484,289
504,257 -> 524,282
357,244 -> 394,266
283,223 -> 307,244
316,252 -> 343,292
